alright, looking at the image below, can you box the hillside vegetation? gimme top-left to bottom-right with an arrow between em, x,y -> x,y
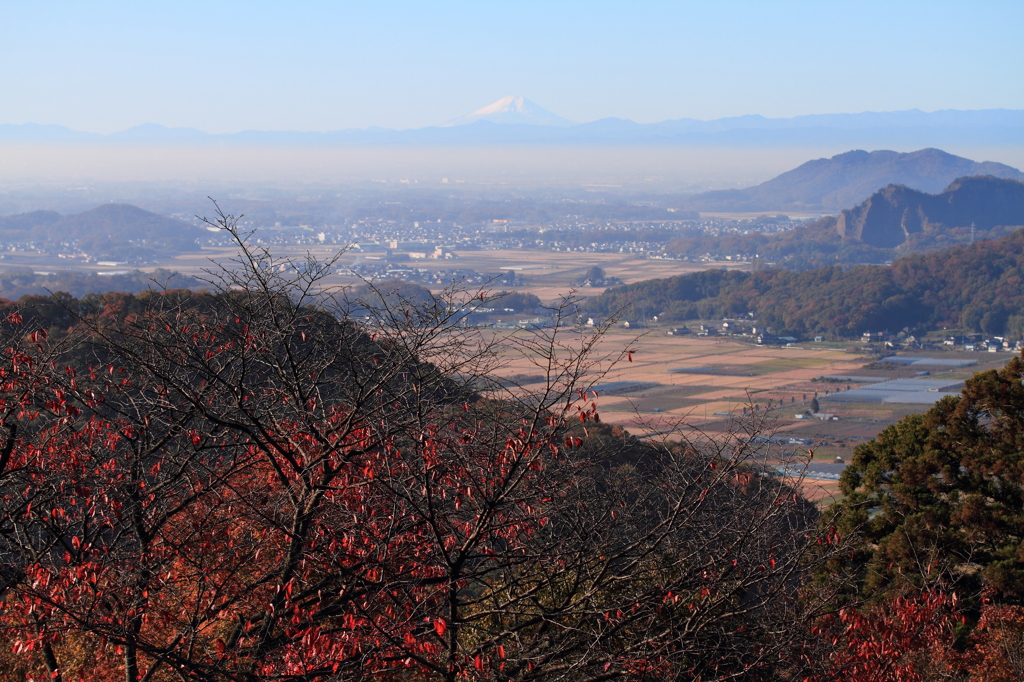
0,217 -> 843,681
588,227 -> 1024,337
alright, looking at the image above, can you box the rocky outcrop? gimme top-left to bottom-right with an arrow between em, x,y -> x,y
837,176 -> 1024,248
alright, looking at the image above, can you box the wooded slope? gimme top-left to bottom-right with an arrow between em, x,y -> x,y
588,228 -> 1024,337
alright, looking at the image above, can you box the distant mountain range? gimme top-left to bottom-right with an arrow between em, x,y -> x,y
3,103 -> 1022,147
0,204 -> 204,260
681,148 -> 1024,212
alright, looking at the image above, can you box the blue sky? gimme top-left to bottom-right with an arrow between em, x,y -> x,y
1,0 -> 1021,133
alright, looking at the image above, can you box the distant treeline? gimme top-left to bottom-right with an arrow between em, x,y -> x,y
0,288 -> 212,348
585,228 -> 1024,338
0,280 -> 542,344
664,217 -> 1022,272
664,216 -> 897,269
0,268 -> 202,300
537,226 -> 697,247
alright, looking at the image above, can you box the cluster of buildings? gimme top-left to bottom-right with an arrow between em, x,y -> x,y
942,334 -> 1023,352
346,262 -> 522,287
176,214 -> 811,261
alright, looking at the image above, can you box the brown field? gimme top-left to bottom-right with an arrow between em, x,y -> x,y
488,327 -> 869,428
789,478 -> 843,506
479,324 -> 1016,504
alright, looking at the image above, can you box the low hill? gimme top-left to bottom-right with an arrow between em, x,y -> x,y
681,149 -> 1024,212
586,227 -> 1024,339
0,204 -> 207,260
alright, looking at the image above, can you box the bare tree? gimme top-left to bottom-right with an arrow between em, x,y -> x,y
0,205 -> 847,682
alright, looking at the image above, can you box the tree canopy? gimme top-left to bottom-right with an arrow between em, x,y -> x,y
0,207 -> 843,682
827,352 -> 1024,609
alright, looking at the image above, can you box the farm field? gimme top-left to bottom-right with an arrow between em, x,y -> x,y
484,325 -> 1017,500
490,327 -> 1013,434
489,327 -> 867,429
159,245 -> 751,300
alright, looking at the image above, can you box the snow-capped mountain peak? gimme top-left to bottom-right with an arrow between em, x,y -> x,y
441,96 -> 575,127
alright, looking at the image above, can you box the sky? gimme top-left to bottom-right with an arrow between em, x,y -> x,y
1,0 -> 1022,134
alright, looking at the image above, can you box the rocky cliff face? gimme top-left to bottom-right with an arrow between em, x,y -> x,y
837,175 -> 1024,248
836,185 -> 928,247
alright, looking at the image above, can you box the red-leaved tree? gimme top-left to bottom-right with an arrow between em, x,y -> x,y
805,590 -> 961,682
0,206 -> 848,682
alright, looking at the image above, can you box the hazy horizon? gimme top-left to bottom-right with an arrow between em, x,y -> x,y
1,143 -> 1022,197
6,105 -> 1024,137
2,2 -> 1021,134
2,1 -> 1022,204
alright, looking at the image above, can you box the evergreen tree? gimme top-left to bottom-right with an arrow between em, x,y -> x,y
824,351 -> 1024,609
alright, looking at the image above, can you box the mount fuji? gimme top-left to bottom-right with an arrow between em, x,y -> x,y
441,96 -> 575,127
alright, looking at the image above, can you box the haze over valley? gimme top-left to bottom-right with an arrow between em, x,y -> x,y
4,97 -> 1023,188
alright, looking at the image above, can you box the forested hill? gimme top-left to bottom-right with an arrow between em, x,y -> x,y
0,204 -> 207,260
585,228 -> 1024,338
680,148 -> 1024,212
665,174 -> 1024,269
